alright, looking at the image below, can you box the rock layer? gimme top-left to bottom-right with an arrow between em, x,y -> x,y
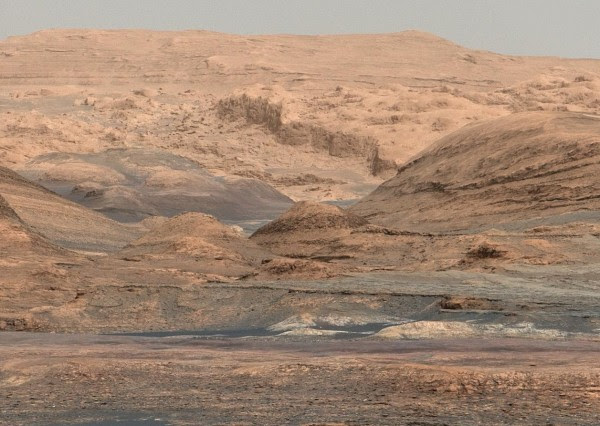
351,112 -> 600,232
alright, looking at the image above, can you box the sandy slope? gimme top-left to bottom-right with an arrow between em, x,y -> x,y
351,111 -> 600,232
0,165 -> 140,252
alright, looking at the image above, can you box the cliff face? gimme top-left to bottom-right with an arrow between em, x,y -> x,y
217,94 -> 393,175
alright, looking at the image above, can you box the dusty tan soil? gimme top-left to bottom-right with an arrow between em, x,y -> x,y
1,333 -> 599,425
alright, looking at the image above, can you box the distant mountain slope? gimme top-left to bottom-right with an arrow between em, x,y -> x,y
2,30 -> 600,201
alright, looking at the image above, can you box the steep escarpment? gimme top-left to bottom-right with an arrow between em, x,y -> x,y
351,112 -> 600,232
217,94 -> 394,175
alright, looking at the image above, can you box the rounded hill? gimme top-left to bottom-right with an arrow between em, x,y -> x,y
350,112 -> 600,232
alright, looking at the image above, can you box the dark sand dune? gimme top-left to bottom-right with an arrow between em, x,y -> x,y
21,148 -> 293,223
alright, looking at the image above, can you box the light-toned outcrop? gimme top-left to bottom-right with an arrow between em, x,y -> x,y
3,30 -> 600,202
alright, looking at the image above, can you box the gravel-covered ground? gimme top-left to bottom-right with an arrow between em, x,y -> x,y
1,333 -> 599,425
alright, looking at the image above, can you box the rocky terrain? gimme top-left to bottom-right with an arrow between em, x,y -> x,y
1,29 -> 600,424
351,111 -> 600,232
3,29 -> 600,203
2,334 -> 599,425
